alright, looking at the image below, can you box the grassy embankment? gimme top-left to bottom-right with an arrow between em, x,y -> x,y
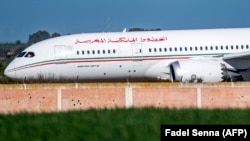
0,108 -> 250,141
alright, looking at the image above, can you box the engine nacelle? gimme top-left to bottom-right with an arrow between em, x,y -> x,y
169,60 -> 228,82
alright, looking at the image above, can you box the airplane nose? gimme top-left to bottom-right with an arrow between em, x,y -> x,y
4,61 -> 16,79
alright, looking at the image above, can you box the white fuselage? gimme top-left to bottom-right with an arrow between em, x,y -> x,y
4,28 -> 250,82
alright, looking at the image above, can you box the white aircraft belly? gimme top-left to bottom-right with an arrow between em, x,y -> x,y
74,61 -> 151,81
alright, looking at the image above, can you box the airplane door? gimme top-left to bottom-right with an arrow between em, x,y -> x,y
54,45 -> 66,60
128,43 -> 144,80
131,43 -> 143,60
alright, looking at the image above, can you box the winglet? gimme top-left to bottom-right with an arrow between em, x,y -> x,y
122,28 -> 127,33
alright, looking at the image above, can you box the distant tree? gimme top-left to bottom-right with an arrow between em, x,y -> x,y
128,27 -> 161,32
16,40 -> 21,45
27,30 -> 50,45
128,28 -> 145,32
145,28 -> 161,31
51,32 -> 61,38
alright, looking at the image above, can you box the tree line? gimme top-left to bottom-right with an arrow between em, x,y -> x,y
0,30 -> 61,60
2,30 -> 60,46
27,30 -> 61,45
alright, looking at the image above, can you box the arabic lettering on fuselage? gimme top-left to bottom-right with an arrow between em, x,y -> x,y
75,36 -> 167,44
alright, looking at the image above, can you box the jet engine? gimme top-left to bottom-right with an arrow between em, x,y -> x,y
169,60 -> 230,82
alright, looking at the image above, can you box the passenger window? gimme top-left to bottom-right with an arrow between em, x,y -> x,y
25,52 -> 35,58
185,47 -> 187,51
17,52 -> 27,57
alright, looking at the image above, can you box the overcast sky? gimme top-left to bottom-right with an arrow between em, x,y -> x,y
1,0 -> 250,42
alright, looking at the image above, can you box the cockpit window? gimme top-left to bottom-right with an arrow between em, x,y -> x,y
25,52 -> 35,58
17,52 -> 27,57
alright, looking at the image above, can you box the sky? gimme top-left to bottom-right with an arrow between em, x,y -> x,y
1,0 -> 250,43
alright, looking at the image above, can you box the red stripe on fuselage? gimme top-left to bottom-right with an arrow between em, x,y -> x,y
8,56 -> 190,72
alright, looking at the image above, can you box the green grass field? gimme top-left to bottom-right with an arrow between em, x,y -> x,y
1,107 -> 250,141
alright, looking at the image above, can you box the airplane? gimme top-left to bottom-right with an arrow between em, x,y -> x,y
4,27 -> 250,83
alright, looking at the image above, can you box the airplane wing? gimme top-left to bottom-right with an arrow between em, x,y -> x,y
223,51 -> 250,81
223,51 -> 250,70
